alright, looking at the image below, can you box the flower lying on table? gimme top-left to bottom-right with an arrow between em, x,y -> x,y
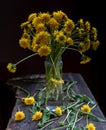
22,96 -> 35,105
15,111 -> 25,121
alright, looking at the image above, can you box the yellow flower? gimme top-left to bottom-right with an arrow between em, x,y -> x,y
32,111 -> 43,121
32,43 -> 40,52
92,40 -> 100,51
28,13 -> 37,21
22,32 -> 30,39
47,17 -> 59,30
36,31 -> 51,45
66,37 -> 73,46
91,27 -> 97,40
79,19 -> 84,28
35,23 -> 46,33
50,78 -> 64,85
53,10 -> 67,23
38,12 -> 51,23
20,21 -> 29,28
85,21 -> 91,32
19,38 -> 30,49
55,31 -> 67,44
80,55 -> 91,64
7,63 -> 16,73
32,17 -> 42,27
15,111 -> 25,121
55,106 -> 63,116
63,19 -> 75,34
86,123 -> 96,130
79,39 -> 90,53
37,45 -> 51,56
22,96 -> 35,105
81,104 -> 91,113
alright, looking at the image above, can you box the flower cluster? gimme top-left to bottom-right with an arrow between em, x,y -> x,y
7,10 -> 100,73
14,95 -> 63,122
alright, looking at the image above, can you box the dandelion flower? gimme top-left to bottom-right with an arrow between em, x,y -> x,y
55,106 -> 63,116
7,63 -> 16,73
81,104 -> 91,113
22,96 -> 35,105
80,55 -> 91,64
37,45 -> 51,56
86,123 -> 96,130
15,111 -> 25,121
32,111 -> 43,121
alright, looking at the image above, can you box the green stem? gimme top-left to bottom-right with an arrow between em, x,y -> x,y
15,53 -> 38,65
54,46 -> 65,63
17,105 -> 21,111
71,110 -> 79,130
75,102 -> 85,108
50,55 -> 57,76
15,85 -> 30,97
86,115 -> 89,125
51,124 -> 70,130
63,99 -> 80,111
63,109 -> 72,124
66,47 -> 82,54
43,117 -> 58,125
76,116 -> 83,123
91,103 -> 97,110
38,121 -> 54,130
66,81 -> 77,98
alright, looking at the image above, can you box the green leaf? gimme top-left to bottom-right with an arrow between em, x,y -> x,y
80,110 -> 106,122
88,112 -> 106,122
87,96 -> 96,105
42,111 -> 50,123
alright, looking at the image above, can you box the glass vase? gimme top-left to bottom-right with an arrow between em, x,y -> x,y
44,56 -> 63,111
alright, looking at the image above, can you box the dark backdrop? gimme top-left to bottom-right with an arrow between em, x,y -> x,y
0,0 -> 106,130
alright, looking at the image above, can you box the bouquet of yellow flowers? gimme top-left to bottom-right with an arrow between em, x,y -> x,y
7,10 -> 99,71
7,10 -> 106,130
7,10 -> 100,105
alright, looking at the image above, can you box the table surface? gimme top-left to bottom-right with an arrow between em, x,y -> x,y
6,73 -> 106,130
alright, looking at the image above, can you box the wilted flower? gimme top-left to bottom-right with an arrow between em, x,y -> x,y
7,63 -> 16,73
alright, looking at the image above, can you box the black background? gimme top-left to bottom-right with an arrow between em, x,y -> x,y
0,0 -> 106,129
